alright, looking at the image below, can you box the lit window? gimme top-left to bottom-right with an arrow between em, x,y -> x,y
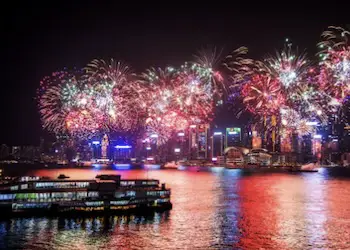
126,191 -> 136,196
0,194 -> 14,200
88,191 -> 98,197
111,200 -> 128,205
77,192 -> 87,198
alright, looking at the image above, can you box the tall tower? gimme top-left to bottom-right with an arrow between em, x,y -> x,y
212,132 -> 224,158
225,127 -> 242,148
101,134 -> 109,159
197,124 -> 210,159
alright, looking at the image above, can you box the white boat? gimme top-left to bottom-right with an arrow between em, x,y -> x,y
163,161 -> 179,169
301,162 -> 320,170
289,162 -> 319,172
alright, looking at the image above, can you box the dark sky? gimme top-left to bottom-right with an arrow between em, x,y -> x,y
2,2 -> 348,145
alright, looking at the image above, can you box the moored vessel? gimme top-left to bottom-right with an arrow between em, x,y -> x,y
288,162 -> 319,172
0,174 -> 172,215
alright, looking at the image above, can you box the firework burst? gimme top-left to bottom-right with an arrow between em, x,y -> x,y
144,118 -> 173,146
85,59 -> 131,88
38,70 -> 87,134
38,60 -> 145,137
263,45 -> 310,89
193,47 -> 225,93
318,26 -> 350,100
241,74 -> 285,116
280,107 -> 316,136
85,59 -> 145,132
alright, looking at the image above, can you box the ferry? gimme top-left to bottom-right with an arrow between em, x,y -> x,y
0,174 -> 172,215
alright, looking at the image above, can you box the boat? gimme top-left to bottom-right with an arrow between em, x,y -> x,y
288,162 -> 319,172
288,168 -> 318,172
57,174 -> 70,179
301,169 -> 318,172
163,161 -> 179,169
0,174 -> 172,215
225,163 -> 241,169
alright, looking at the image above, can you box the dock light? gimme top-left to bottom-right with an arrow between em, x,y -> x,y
147,157 -> 154,161
115,145 -> 132,149
113,164 -> 131,169
212,157 -> 217,161
228,131 -> 238,135
144,164 -> 161,170
214,132 -> 222,135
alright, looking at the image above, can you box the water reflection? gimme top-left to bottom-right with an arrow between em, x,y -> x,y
210,169 -> 241,248
0,168 -> 350,249
273,175 -> 311,249
0,213 -> 170,249
235,174 -> 285,249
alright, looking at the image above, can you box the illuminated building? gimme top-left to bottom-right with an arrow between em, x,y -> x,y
312,135 -> 322,160
189,125 -> 197,159
252,130 -> 262,149
91,140 -> 101,159
338,125 -> 350,154
342,126 -> 350,152
101,134 -> 109,159
225,127 -> 242,148
212,132 -> 224,159
280,131 -> 292,153
175,131 -> 186,160
291,133 -> 300,153
188,124 -> 210,159
197,124 -> 210,159
114,145 -> 132,161
301,135 -> 313,162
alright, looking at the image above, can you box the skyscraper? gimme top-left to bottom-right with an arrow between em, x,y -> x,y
225,127 -> 242,148
212,132 -> 224,158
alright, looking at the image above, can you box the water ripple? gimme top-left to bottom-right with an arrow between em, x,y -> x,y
0,167 -> 350,249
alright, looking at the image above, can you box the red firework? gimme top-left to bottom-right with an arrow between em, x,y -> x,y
242,74 -> 285,116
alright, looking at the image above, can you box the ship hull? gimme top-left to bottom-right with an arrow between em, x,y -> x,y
0,201 -> 172,216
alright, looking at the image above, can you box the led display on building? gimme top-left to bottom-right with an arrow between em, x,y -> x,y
225,127 -> 241,148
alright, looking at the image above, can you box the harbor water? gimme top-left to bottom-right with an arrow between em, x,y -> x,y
1,167 -> 350,249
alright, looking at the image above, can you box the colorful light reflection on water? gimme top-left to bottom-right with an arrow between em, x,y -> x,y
1,168 -> 350,249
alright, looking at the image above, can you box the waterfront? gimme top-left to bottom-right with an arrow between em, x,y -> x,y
1,167 -> 350,249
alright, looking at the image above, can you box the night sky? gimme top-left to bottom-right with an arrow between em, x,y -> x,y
2,2 -> 348,145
